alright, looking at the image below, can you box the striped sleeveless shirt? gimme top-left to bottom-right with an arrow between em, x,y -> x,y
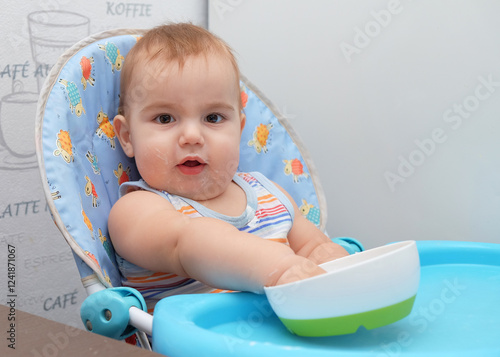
115,172 -> 294,311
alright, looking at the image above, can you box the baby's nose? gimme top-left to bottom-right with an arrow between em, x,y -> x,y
179,121 -> 204,146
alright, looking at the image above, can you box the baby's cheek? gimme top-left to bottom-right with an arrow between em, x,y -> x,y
136,155 -> 167,183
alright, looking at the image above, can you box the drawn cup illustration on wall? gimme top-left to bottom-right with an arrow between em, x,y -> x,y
0,11 -> 90,171
28,11 -> 90,92
0,80 -> 39,169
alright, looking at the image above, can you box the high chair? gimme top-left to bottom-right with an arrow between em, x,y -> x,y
36,29 -> 500,356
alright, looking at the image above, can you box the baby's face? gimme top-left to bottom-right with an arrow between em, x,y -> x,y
120,54 -> 245,200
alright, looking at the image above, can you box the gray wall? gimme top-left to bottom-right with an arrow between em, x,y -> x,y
209,0 -> 500,249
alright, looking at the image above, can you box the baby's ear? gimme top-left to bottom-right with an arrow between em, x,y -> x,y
113,114 -> 134,157
240,112 -> 246,134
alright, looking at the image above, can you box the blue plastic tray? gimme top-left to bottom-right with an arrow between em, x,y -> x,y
152,241 -> 500,356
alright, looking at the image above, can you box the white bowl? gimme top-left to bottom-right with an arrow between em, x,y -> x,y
264,241 -> 420,336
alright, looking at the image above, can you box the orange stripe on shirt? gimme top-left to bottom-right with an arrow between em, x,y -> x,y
210,289 -> 235,293
268,238 -> 288,244
258,196 -> 278,205
178,205 -> 196,215
257,193 -> 274,201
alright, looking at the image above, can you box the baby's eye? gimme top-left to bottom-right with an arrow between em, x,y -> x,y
154,114 -> 174,124
205,113 -> 223,124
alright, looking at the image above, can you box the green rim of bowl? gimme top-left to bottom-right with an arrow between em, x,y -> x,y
279,295 -> 416,337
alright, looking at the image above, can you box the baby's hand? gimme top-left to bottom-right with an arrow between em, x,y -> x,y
307,242 -> 349,265
272,257 -> 326,286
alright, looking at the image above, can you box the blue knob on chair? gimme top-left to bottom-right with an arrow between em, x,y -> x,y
80,287 -> 147,340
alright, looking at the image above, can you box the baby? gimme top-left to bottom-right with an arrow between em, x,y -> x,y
109,23 -> 348,309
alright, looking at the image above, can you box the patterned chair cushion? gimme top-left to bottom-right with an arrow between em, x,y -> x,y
36,29 -> 327,288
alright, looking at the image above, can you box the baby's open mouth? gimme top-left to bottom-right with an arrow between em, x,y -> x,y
178,159 -> 206,175
182,160 -> 202,167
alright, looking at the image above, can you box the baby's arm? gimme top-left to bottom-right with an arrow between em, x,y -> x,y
108,190 -> 326,293
275,185 -> 350,264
